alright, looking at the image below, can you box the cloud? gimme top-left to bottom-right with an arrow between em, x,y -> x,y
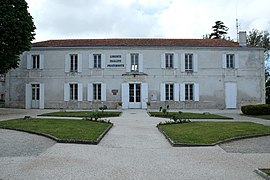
26,0 -> 270,42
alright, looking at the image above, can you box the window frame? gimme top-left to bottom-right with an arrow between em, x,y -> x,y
93,83 -> 102,101
185,53 -> 193,72
70,83 -> 78,100
70,54 -> 78,72
165,83 -> 174,101
165,53 -> 174,68
93,54 -> 102,69
130,53 -> 139,72
185,83 -> 194,101
226,54 -> 235,69
32,55 -> 40,69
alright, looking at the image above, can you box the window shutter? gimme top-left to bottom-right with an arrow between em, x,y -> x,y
27,55 -> 32,69
235,54 -> 240,68
194,83 -> 200,101
139,53 -> 143,72
180,83 -> 185,101
78,54 -> 82,72
161,54 -> 165,69
87,83 -> 93,101
101,83 -> 106,101
141,83 -> 148,109
64,83 -> 70,101
39,83 -> 45,109
121,83 -> 129,109
193,53 -> 198,72
126,54 -> 131,72
174,53 -> 179,69
180,54 -> 185,72
222,54 -> 227,68
25,83 -> 31,109
40,55 -> 44,70
78,83 -> 83,101
160,83 -> 165,101
65,54 -> 70,72
101,54 -> 106,69
174,83 -> 179,101
89,54 -> 93,68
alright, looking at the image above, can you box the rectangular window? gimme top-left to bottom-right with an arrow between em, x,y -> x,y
185,54 -> 193,71
93,83 -> 101,100
93,54 -> 101,68
131,53 -> 139,72
70,84 -> 78,100
70,54 -> 78,72
31,84 -> 40,100
185,84 -> 194,101
165,53 -> 174,68
32,55 -> 40,69
165,84 -> 174,100
226,54 -> 235,68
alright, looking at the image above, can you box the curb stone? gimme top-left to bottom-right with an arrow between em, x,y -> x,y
254,169 -> 270,180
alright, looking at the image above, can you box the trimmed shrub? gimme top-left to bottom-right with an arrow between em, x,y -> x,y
241,104 -> 270,115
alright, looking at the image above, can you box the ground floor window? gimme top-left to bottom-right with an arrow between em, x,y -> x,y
70,84 -> 78,100
185,83 -> 194,101
31,84 -> 40,100
165,84 -> 174,100
93,83 -> 102,100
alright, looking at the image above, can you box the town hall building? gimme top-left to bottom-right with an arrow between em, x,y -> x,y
4,32 -> 265,109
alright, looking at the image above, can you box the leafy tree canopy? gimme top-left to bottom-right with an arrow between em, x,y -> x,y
0,0 -> 36,75
209,21 -> 229,39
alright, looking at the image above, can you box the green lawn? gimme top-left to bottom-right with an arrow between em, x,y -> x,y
158,122 -> 270,145
260,169 -> 270,175
149,112 -> 232,119
39,111 -> 121,118
0,118 -> 111,142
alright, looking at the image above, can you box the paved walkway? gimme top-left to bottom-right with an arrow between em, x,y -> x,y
0,109 -> 270,179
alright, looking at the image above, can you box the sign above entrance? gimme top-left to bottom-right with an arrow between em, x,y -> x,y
107,55 -> 125,68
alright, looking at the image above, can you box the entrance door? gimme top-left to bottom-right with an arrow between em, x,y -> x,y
129,83 -> 141,108
31,84 -> 40,109
225,82 -> 237,108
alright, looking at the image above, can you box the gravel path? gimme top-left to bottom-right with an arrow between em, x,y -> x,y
0,129 -> 56,157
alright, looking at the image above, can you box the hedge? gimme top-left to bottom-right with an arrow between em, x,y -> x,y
241,104 -> 270,115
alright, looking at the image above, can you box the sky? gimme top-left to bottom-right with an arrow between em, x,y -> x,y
26,0 -> 270,42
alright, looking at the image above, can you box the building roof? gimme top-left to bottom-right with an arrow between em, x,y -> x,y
32,38 -> 241,48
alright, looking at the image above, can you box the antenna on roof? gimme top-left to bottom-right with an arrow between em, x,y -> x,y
235,4 -> 240,42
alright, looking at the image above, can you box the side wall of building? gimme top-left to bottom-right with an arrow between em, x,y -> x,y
5,46 -> 265,109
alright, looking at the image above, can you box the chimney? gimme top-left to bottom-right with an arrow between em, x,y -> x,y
239,31 -> 247,47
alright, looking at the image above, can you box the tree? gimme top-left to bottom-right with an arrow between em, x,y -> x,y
247,29 -> 270,103
0,0 -> 36,75
209,21 -> 229,39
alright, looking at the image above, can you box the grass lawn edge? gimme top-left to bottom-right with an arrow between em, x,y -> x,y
156,125 -> 270,147
0,123 -> 113,145
254,169 -> 270,180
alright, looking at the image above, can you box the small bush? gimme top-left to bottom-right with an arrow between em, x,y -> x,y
241,104 -> 270,115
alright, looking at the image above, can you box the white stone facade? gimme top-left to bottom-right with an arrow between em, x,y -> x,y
5,38 -> 265,109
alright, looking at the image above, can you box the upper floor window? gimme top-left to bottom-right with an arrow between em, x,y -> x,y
165,53 -> 174,68
131,53 -> 139,72
32,55 -> 40,69
165,84 -> 174,100
70,54 -> 78,72
185,54 -> 193,71
27,54 -> 44,70
93,54 -> 102,68
226,54 -> 235,68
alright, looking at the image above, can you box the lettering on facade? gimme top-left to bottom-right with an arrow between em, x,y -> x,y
107,55 -> 124,68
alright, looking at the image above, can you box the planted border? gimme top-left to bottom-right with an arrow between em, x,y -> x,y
149,111 -> 232,119
39,111 -> 122,118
